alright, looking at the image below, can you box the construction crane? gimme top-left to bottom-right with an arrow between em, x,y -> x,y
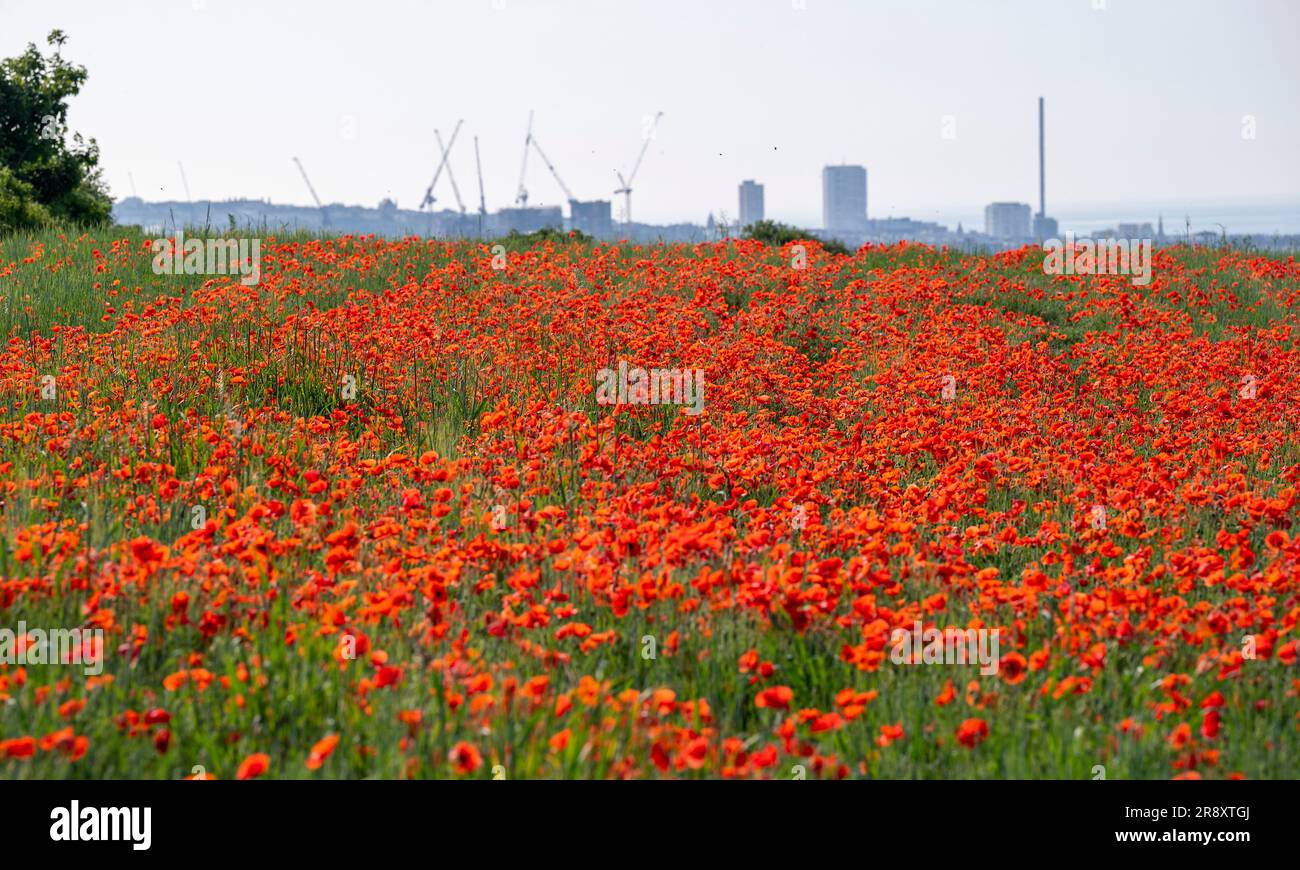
177,161 -> 192,203
292,156 -> 330,229
416,120 -> 464,237
474,135 -> 487,237
614,111 -> 663,227
529,133 -> 575,206
474,136 -> 487,216
176,161 -> 194,228
418,120 -> 463,211
514,110 -> 534,208
435,129 -> 467,214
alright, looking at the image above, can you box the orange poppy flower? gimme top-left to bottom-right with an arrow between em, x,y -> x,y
236,753 -> 271,780
306,734 -> 340,770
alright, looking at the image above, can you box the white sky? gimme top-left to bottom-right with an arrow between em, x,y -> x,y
3,0 -> 1297,228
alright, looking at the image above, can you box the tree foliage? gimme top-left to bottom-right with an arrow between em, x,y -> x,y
0,30 -> 112,233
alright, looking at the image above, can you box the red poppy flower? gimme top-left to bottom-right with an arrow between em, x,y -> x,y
955,718 -> 989,749
448,741 -> 483,775
755,686 -> 794,710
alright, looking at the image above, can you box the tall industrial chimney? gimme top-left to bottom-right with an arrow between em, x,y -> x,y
1038,96 -> 1046,221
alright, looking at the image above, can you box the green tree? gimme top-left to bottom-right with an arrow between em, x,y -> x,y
0,30 -> 112,233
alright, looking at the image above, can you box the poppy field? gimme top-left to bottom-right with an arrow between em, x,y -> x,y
0,227 -> 1297,780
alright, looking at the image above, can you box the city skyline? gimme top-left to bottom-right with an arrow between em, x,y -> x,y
6,0 -> 1297,233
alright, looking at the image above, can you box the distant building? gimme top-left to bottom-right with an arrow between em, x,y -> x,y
818,216 -> 950,249
985,202 -> 1031,239
496,206 -> 563,234
1116,222 -> 1155,239
738,180 -> 764,228
823,165 -> 867,231
1033,214 -> 1058,240
569,200 -> 612,238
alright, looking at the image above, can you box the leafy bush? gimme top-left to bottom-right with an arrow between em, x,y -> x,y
490,227 -> 594,249
744,219 -> 851,256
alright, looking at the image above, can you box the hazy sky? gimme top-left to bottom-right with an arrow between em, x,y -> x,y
3,0 -> 1297,228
